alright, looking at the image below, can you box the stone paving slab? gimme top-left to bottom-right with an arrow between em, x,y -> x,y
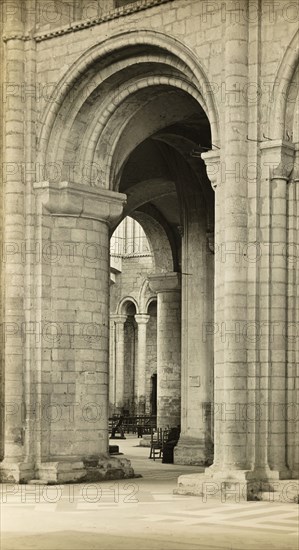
1,438 -> 298,550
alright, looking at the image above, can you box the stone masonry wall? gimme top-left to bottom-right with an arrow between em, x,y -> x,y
110,255 -> 154,314
31,1 -> 298,147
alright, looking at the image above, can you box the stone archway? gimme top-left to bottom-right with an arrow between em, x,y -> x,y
0,30 -> 219,484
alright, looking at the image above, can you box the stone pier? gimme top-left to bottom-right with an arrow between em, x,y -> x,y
0,182 -> 134,483
148,273 -> 181,429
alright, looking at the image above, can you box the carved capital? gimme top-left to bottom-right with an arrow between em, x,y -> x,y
260,140 -> 295,181
148,272 -> 181,293
201,150 -> 221,191
110,314 -> 127,325
34,181 -> 126,225
134,314 -> 150,325
289,144 -> 299,183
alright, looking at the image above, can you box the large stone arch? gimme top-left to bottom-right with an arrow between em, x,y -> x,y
1,25 -> 218,484
130,210 -> 175,273
268,29 -> 299,140
37,29 -> 220,176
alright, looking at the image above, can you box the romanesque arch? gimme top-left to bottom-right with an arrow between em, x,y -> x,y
1,0 -> 298,502
268,29 -> 299,140
1,10 -> 221,482
37,30 -> 220,172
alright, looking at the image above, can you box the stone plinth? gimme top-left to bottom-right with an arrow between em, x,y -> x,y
174,436 -> 213,467
37,455 -> 134,484
175,473 -> 299,503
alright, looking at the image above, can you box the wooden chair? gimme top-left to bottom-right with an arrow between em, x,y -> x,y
149,428 -> 169,460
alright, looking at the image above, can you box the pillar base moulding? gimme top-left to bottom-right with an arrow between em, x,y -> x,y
36,455 -> 134,484
175,472 -> 299,503
0,461 -> 35,484
174,436 -> 213,467
0,456 -> 135,484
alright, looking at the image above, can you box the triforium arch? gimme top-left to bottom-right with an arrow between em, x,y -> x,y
116,296 -> 140,316
110,299 -> 138,415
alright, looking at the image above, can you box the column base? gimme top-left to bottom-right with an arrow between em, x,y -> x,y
139,435 -> 151,447
0,455 -> 135,484
175,468 -> 299,503
174,436 -> 213,466
36,455 -> 135,484
0,460 -> 35,483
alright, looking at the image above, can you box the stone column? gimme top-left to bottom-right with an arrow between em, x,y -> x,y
0,1 -> 32,482
109,319 -> 116,414
148,273 -> 181,429
5,181 -> 134,484
259,140 -> 295,479
174,172 -> 214,466
290,151 -> 299,479
214,2 -> 249,474
111,314 -> 127,413
177,0 -> 252,498
134,314 -> 150,414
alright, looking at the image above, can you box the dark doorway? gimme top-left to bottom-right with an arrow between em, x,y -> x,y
150,373 -> 157,416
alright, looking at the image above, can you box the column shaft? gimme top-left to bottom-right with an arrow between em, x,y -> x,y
109,320 -> 116,414
0,1 -> 30,481
113,315 -> 127,412
218,1 -> 249,470
149,273 -> 181,429
259,140 -> 295,479
135,315 -> 150,414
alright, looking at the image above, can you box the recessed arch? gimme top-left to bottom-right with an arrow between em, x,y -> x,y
145,297 -> 158,315
37,29 -> 220,175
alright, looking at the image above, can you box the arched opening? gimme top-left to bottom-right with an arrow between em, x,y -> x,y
123,301 -> 137,415
23,32 -> 218,482
109,217 -> 157,417
107,73 -> 214,463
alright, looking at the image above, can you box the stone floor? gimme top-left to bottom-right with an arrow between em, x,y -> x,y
1,436 -> 298,550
